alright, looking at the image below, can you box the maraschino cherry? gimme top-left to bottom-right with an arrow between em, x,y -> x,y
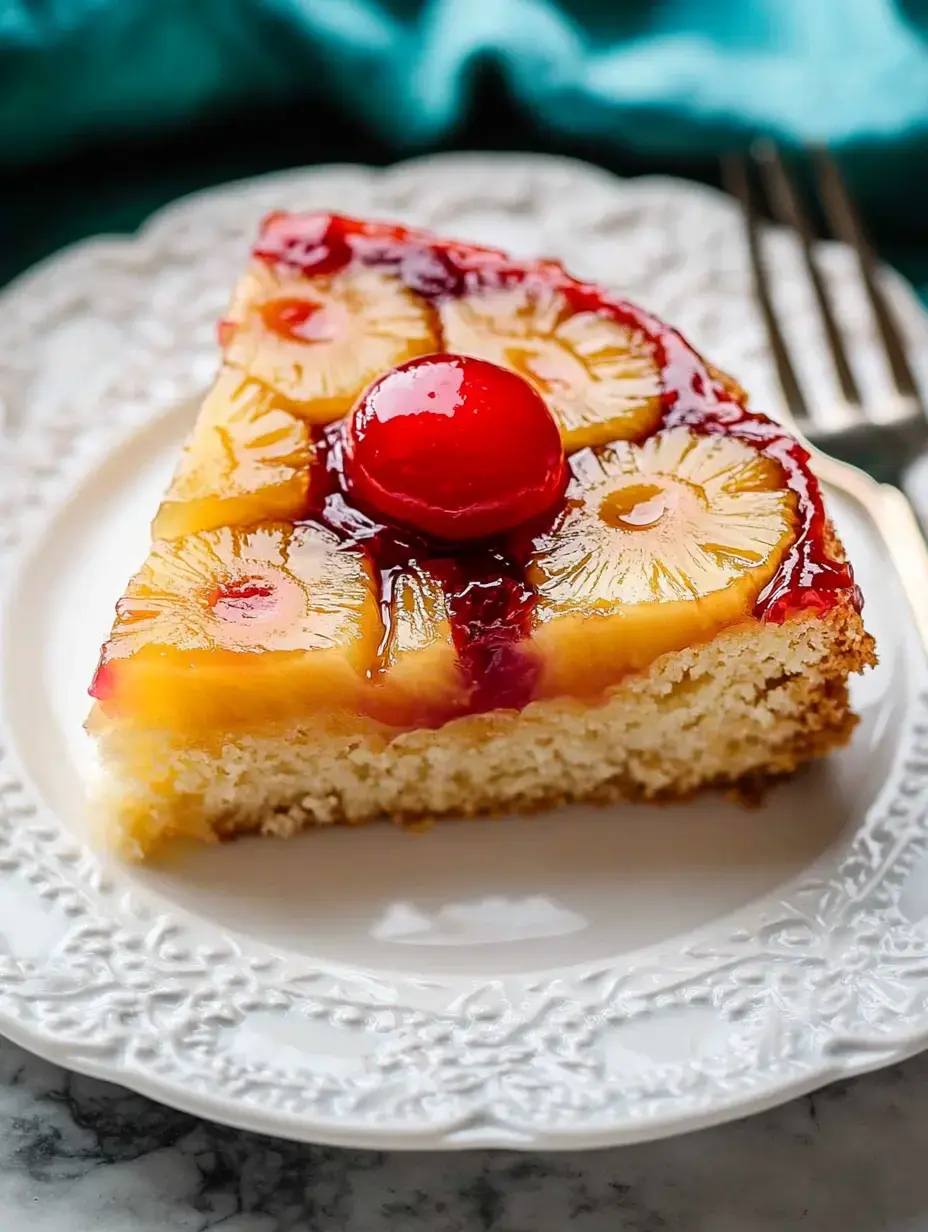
342,354 -> 568,541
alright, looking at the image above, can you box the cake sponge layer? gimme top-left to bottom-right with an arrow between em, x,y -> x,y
91,601 -> 874,860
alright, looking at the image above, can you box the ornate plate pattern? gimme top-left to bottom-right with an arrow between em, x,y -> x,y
1,154 -> 928,1149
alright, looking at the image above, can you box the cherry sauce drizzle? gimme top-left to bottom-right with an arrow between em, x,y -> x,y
306,423 -> 540,717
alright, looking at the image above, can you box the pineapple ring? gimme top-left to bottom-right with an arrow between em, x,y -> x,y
153,368 -> 315,540
222,261 -> 438,422
439,284 -> 663,451
527,427 -> 797,696
94,524 -> 383,728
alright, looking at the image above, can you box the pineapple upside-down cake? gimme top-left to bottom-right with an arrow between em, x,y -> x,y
87,212 -> 876,859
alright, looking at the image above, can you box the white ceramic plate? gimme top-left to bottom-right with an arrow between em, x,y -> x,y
2,154 -> 928,1151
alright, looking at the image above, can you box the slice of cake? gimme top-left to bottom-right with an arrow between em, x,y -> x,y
87,212 -> 875,859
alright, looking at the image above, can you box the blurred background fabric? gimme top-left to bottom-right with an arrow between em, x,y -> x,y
3,0 -> 928,299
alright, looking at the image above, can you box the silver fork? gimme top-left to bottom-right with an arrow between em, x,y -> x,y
724,145 -> 928,654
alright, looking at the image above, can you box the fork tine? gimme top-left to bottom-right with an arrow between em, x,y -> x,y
754,142 -> 863,408
812,146 -> 925,410
721,152 -> 810,427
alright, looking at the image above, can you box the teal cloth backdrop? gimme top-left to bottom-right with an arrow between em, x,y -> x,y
3,0 -> 928,296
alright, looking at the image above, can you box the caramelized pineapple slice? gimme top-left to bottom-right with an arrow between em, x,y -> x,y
93,524 -> 382,729
222,262 -> 438,422
527,428 -> 796,697
153,369 -> 314,540
372,564 -> 464,724
440,285 -> 663,451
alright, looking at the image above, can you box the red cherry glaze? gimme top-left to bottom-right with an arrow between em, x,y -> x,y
342,354 -> 568,542
209,579 -> 277,623
254,212 -> 352,278
260,297 -> 326,342
89,661 -> 116,703
435,555 -> 541,711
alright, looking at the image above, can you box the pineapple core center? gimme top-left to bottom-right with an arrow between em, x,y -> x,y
261,296 -> 337,343
598,483 -> 668,531
209,577 -> 277,622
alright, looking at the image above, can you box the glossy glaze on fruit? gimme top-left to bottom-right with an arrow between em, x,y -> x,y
92,213 -> 861,727
250,212 -> 858,616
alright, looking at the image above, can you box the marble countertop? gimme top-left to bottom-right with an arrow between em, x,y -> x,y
2,1037 -> 925,1230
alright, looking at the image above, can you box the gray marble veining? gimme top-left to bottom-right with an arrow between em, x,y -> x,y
1,1037 -> 925,1231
